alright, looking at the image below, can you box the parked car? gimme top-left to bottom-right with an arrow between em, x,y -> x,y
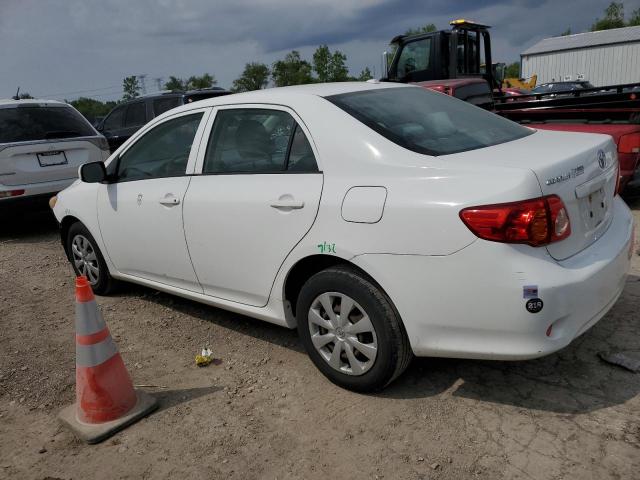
530,81 -> 595,95
97,88 -> 232,152
51,83 -> 634,391
0,99 -> 109,207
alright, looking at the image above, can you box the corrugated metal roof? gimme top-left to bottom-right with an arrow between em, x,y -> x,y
522,25 -> 640,56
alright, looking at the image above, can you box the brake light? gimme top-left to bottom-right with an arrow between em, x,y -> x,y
618,133 -> 640,154
459,195 -> 571,246
0,189 -> 25,199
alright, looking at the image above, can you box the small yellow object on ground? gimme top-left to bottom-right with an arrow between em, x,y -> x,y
195,347 -> 214,367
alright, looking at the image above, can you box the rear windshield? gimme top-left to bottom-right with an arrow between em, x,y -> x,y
0,105 -> 95,143
326,87 -> 533,156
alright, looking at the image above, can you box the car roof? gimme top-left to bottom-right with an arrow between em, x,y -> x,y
0,99 -> 68,109
169,81 -> 408,113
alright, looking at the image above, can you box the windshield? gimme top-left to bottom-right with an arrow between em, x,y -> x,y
0,105 -> 96,143
326,87 -> 533,156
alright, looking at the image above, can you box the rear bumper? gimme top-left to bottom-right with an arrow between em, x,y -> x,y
0,177 -> 76,205
353,197 -> 633,360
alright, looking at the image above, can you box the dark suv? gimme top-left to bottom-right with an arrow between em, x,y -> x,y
97,88 -> 232,152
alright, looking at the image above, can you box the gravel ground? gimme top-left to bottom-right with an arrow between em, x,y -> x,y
1,193 -> 639,480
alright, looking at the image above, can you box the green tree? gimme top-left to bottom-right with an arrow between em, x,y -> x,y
186,73 -> 216,89
560,28 -> 572,36
232,62 -> 270,92
164,76 -> 186,91
271,51 -> 313,87
312,45 -> 349,82
592,2 -> 625,31
405,23 -> 437,36
628,8 -> 640,26
69,97 -> 118,122
504,62 -> 520,78
18,92 -> 34,99
122,75 -> 141,100
357,67 -> 373,81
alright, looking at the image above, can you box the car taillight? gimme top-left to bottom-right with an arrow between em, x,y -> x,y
459,195 -> 571,247
0,189 -> 25,199
618,133 -> 640,154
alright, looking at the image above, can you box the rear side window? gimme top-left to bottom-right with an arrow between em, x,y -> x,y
203,108 -> 317,173
327,87 -> 533,156
0,105 -> 95,143
124,102 -> 146,127
153,97 -> 181,116
117,113 -> 203,182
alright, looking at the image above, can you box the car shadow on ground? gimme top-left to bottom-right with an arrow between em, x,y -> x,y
0,205 -> 58,239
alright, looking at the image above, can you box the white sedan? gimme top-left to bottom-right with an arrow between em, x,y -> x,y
51,82 -> 635,391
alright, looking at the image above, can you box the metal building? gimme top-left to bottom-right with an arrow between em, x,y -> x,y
521,26 -> 640,86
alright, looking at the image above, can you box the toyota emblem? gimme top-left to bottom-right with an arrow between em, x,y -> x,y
597,150 -> 607,169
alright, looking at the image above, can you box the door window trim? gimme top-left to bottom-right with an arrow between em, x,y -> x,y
105,107 -> 212,183
193,103 -> 322,175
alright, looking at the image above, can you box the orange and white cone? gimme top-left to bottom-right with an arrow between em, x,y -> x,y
58,276 -> 157,444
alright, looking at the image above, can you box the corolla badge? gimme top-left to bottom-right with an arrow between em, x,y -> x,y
545,165 -> 584,186
597,150 -> 607,169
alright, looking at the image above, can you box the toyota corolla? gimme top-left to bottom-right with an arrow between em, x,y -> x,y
51,82 -> 634,391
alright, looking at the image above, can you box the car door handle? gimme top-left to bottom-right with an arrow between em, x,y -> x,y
159,194 -> 180,206
270,199 -> 305,210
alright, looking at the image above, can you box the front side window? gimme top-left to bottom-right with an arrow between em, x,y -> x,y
396,38 -> 432,79
203,108 -> 317,173
124,102 -> 146,128
327,87 -> 533,156
116,113 -> 203,182
0,105 -> 95,143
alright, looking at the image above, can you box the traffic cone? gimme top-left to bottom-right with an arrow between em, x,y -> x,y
58,276 -> 158,444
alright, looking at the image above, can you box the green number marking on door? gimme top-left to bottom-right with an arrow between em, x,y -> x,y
317,242 -> 336,254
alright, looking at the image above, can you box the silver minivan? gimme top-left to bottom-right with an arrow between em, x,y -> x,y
0,99 -> 109,206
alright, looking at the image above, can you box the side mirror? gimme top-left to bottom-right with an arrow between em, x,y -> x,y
79,161 -> 107,183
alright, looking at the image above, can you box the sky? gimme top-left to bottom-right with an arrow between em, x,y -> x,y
1,0 -> 637,101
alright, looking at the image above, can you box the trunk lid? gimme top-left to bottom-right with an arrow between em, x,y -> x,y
447,129 -> 618,260
0,139 -> 103,186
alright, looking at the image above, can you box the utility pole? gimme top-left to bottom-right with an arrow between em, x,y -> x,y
137,74 -> 147,95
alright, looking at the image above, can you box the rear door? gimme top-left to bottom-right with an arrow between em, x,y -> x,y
183,105 -> 323,307
0,104 -> 104,186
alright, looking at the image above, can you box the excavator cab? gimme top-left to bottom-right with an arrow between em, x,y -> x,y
385,20 -> 497,91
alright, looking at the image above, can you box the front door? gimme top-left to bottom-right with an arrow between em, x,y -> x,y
183,106 -> 323,306
97,109 -> 208,292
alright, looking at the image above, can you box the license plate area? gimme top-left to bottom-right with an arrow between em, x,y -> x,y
579,187 -> 608,230
37,151 -> 68,167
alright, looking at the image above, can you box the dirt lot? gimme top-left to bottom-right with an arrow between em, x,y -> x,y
1,194 -> 639,480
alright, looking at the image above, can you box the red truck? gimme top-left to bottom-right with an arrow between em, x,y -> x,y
383,20 -> 640,192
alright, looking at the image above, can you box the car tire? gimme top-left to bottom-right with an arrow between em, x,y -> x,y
296,265 -> 412,392
66,222 -> 115,295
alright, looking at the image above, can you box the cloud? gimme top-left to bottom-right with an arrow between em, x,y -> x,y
0,0 -> 636,100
